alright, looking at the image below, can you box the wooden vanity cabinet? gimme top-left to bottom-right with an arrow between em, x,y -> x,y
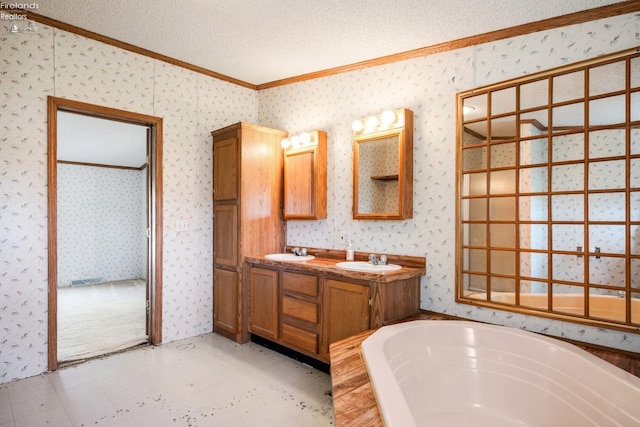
281,271 -> 321,355
320,279 -> 370,361
246,260 -> 421,364
283,130 -> 327,220
212,122 -> 286,343
248,267 -> 279,340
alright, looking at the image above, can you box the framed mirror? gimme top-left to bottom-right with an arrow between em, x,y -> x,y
352,108 -> 413,220
456,47 -> 640,331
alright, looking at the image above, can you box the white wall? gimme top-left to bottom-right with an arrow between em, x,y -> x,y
0,26 -> 258,383
259,12 -> 640,353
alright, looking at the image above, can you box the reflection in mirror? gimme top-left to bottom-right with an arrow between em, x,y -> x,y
590,60 -> 626,95
589,129 -> 625,158
457,48 -> 640,331
357,135 -> 399,213
552,133 -> 584,162
520,138 -> 547,165
491,87 -> 515,115
590,95 -> 626,125
552,102 -> 584,127
632,92 -> 640,122
520,79 -> 548,109
490,115 -> 516,138
490,142 -> 515,168
553,70 -> 584,102
353,108 -> 413,219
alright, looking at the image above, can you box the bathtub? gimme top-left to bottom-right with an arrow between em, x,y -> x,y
467,292 -> 640,323
361,320 -> 640,427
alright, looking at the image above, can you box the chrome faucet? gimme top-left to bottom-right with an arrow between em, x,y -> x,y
368,254 -> 387,265
292,247 -> 308,256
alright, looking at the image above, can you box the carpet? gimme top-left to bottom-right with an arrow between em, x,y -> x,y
57,278 -> 148,362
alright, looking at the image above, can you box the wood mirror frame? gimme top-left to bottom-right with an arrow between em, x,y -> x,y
455,47 -> 640,332
353,108 -> 413,220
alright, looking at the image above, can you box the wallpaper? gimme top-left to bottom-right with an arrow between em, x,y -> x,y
57,164 -> 147,286
0,24 -> 257,383
259,12 -> 640,353
1,11 -> 639,384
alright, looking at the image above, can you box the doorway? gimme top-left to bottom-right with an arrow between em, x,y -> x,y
47,97 -> 163,370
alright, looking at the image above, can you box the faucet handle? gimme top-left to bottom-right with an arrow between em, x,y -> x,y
380,255 -> 387,265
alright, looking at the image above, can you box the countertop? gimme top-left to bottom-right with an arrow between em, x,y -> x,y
329,312 -> 640,427
244,250 -> 426,284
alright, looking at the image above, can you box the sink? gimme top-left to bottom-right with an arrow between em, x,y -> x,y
335,261 -> 402,272
265,253 -> 315,261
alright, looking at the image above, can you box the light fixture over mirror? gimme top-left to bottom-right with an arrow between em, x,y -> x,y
353,108 -> 413,220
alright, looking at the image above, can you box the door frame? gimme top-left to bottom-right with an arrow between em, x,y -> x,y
47,96 -> 163,370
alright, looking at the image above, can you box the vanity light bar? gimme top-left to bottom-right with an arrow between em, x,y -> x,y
281,131 -> 319,149
352,108 -> 406,136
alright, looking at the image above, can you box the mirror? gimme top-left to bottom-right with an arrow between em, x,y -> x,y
456,47 -> 640,330
353,108 -> 413,219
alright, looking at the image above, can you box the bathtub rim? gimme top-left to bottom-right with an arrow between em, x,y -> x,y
361,319 -> 640,427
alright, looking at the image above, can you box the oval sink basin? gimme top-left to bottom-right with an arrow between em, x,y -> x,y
265,253 -> 315,261
335,261 -> 402,272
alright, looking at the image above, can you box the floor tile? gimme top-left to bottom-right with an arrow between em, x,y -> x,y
2,333 -> 335,426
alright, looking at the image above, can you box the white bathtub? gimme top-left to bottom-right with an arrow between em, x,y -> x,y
361,320 -> 640,427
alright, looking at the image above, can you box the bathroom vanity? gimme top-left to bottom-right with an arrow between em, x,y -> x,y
244,248 -> 425,363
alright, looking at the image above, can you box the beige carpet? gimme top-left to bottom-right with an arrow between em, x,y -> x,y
57,279 -> 148,362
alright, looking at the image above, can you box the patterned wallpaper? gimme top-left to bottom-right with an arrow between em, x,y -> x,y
1,12 -> 638,384
0,25 -> 257,383
259,12 -> 640,353
57,164 -> 147,286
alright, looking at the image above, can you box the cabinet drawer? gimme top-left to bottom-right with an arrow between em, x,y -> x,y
282,272 -> 318,297
282,296 -> 318,324
282,323 -> 318,354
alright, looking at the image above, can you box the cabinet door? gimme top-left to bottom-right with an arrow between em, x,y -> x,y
214,137 -> 237,201
248,267 -> 279,340
321,279 -> 370,360
284,150 -> 314,216
214,268 -> 239,337
214,204 -> 237,267
283,130 -> 327,220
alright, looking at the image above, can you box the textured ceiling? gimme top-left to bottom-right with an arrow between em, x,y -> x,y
35,0 -> 627,86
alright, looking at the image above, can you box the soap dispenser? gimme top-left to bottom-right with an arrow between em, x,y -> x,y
346,240 -> 355,261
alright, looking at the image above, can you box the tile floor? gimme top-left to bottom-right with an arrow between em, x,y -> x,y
0,334 -> 334,426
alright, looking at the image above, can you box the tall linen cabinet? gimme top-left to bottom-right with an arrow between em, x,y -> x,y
212,122 -> 287,343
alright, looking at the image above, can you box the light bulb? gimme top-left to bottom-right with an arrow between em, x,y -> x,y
365,116 -> 379,133
300,132 -> 311,145
291,136 -> 300,148
280,138 -> 291,149
352,120 -> 363,132
381,110 -> 395,126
